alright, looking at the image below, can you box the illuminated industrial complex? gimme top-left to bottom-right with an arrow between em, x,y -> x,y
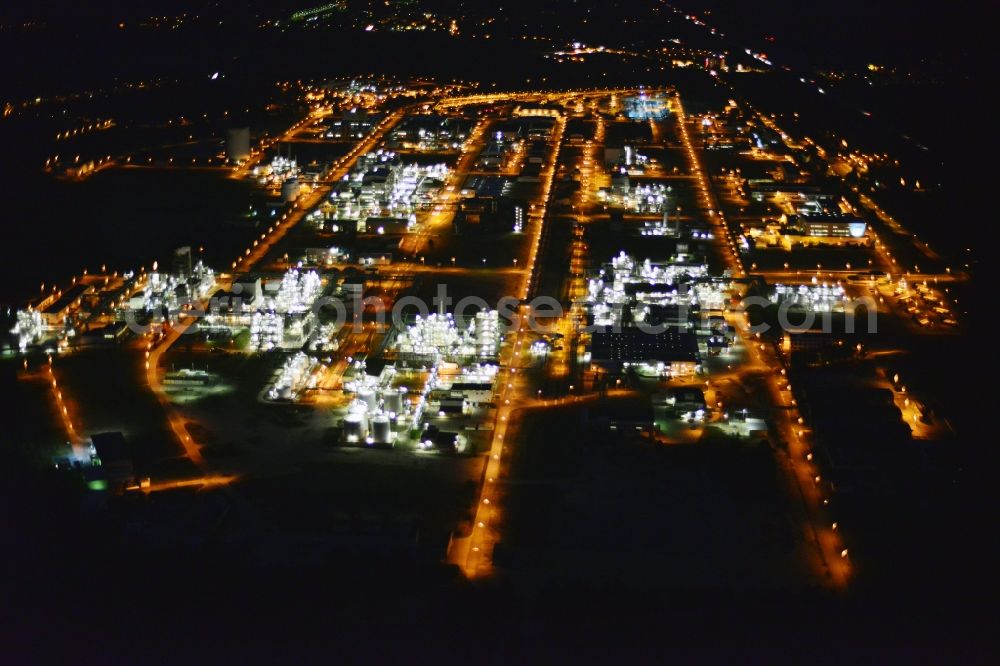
2,3 -> 979,653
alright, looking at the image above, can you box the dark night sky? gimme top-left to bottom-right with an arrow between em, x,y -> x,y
3,0 -> 988,70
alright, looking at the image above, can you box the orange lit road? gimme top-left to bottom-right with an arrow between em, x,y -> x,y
673,93 -> 746,278
382,264 -> 527,277
145,321 -> 207,469
734,323 -> 851,588
681,101 -> 851,587
753,269 -> 961,283
45,360 -> 84,448
135,475 -> 237,494
453,92 -> 675,577
458,111 -> 569,577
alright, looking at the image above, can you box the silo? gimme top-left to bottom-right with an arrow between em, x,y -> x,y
358,389 -> 377,412
281,177 -> 300,203
344,413 -> 368,442
372,415 -> 392,445
382,388 -> 403,415
226,127 -> 251,163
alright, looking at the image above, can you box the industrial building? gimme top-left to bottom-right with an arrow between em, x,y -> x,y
323,107 -> 377,140
388,114 -> 471,152
391,309 -> 501,365
598,180 -> 673,214
313,149 -> 447,232
785,213 -> 867,243
89,432 -> 136,494
622,93 -> 670,120
589,326 -> 700,376
585,252 -> 725,329
124,260 -> 216,324
205,268 -> 324,350
330,306 -> 502,448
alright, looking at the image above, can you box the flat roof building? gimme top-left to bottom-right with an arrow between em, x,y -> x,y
90,431 -> 136,494
789,213 -> 867,239
590,326 -> 699,375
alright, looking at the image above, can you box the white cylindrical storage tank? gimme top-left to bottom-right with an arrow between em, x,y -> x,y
344,413 -> 368,442
358,389 -> 377,412
226,127 -> 251,163
382,389 -> 403,414
281,177 -> 300,202
372,415 -> 391,444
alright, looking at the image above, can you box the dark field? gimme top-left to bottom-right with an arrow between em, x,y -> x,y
497,403 -> 817,590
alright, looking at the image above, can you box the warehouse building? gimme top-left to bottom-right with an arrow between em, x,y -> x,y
589,326 -> 700,376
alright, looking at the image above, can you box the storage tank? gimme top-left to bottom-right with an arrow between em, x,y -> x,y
382,389 -> 403,415
358,389 -> 377,412
281,177 -> 301,203
344,413 -> 368,442
371,415 -> 392,445
226,127 -> 251,163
